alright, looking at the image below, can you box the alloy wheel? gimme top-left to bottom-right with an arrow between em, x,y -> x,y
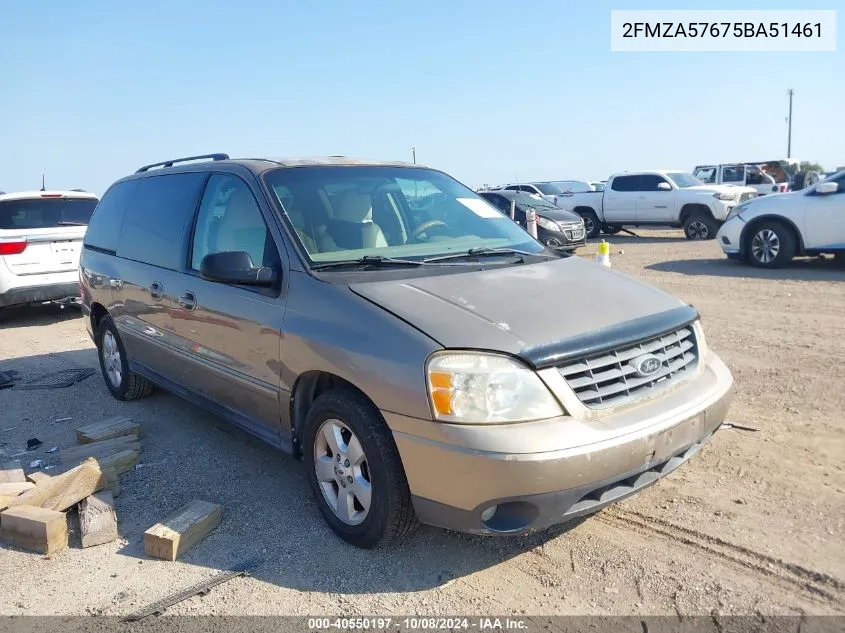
687,220 -> 710,240
101,331 -> 122,388
751,229 -> 780,264
313,418 -> 372,525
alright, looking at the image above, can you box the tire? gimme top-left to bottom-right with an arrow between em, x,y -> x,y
745,221 -> 796,269
303,388 -> 417,548
683,211 -> 719,241
96,315 -> 154,401
577,210 -> 602,239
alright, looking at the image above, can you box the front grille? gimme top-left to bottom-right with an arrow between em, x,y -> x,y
560,221 -> 585,241
557,326 -> 698,409
739,192 -> 758,203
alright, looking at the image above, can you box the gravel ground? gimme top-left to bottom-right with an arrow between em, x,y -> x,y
1,230 -> 843,619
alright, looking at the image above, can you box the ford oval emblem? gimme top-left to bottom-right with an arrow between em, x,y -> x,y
633,353 -> 662,378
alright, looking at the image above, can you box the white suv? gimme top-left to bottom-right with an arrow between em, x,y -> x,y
716,170 -> 845,268
0,189 -> 99,310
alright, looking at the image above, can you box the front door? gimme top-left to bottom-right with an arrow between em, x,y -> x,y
802,173 -> 845,250
635,174 -> 677,223
168,173 -> 287,445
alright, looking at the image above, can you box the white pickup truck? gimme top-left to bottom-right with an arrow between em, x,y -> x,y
557,170 -> 759,240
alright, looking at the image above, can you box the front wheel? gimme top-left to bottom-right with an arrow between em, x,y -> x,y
303,389 -> 417,548
683,212 -> 719,240
746,221 -> 796,268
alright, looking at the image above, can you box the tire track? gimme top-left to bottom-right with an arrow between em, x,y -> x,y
598,508 -> 845,607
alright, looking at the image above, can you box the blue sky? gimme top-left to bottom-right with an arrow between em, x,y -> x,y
1,0 -> 842,194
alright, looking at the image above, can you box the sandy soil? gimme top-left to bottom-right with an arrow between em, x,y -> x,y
1,230 -> 843,621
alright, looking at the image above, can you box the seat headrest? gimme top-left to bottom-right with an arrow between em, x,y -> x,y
335,191 -> 373,223
222,188 -> 258,231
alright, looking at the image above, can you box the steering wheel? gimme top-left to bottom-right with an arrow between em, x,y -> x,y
411,220 -> 449,240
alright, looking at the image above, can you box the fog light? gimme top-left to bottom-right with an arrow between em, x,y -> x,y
480,505 -> 498,522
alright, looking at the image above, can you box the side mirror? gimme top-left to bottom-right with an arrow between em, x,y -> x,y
199,251 -> 278,287
816,181 -> 839,195
657,182 -> 672,191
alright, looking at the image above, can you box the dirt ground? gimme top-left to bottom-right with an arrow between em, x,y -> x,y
1,230 -> 843,620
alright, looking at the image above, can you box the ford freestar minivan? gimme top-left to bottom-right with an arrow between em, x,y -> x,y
79,154 -> 734,548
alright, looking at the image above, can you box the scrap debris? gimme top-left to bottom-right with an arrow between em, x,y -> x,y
144,499 -> 221,561
0,370 -> 21,390
719,421 -> 760,432
20,368 -> 95,390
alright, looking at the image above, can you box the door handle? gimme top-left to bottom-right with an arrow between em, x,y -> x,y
178,291 -> 197,311
150,281 -> 164,300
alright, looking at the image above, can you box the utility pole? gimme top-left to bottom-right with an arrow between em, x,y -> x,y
411,147 -> 416,164
40,174 -> 46,192
786,89 -> 794,158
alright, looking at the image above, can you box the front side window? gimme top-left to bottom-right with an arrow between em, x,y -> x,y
722,165 -> 745,183
637,175 -> 670,191
693,167 -> 717,184
263,166 -> 543,263
191,175 -> 278,271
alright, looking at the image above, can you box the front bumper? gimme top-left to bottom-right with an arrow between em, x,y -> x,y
537,225 -> 586,250
716,216 -> 746,258
390,353 -> 733,535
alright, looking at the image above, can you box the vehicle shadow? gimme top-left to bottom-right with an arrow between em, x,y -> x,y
648,256 -> 845,281
0,304 -> 83,330
589,232 -> 689,245
1,348 -> 589,596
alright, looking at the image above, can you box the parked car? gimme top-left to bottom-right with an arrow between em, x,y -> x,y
590,181 -> 606,192
716,169 -> 845,268
0,189 -> 99,310
550,180 -> 595,193
557,170 -> 758,240
477,189 -> 586,251
492,182 -> 570,206
693,159 -> 824,196
80,153 -> 733,548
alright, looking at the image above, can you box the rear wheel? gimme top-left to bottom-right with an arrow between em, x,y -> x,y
577,210 -> 601,239
683,212 -> 718,240
303,389 -> 417,548
746,221 -> 796,269
96,316 -> 154,400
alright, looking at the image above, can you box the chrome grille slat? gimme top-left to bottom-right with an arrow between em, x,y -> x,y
557,325 -> 699,409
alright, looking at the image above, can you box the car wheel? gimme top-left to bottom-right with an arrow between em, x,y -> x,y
746,221 -> 796,269
578,210 -> 601,239
96,315 -> 154,401
303,389 -> 417,548
683,212 -> 718,240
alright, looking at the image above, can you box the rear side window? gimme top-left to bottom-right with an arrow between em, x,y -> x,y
84,180 -> 137,252
117,173 -> 207,270
611,176 -> 640,192
0,197 -> 99,230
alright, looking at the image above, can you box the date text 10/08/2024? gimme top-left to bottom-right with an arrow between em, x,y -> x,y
308,617 -> 529,630
622,22 -> 822,39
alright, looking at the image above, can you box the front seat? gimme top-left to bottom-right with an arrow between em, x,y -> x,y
216,187 -> 268,266
328,191 -> 388,250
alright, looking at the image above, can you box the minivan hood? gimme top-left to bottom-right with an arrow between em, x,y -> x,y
348,256 -> 689,364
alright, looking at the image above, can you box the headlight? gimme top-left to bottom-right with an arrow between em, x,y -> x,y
426,352 -> 564,423
536,215 -> 558,231
714,192 -> 738,201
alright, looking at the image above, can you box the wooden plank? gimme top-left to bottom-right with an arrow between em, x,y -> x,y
5,457 -> 104,512
0,482 -> 35,496
144,500 -> 221,561
26,471 -> 52,485
1,505 -> 68,554
79,492 -> 118,548
0,461 -> 25,484
102,469 -> 120,498
60,436 -> 140,464
99,449 -> 138,476
0,495 -> 14,512
75,416 -> 140,444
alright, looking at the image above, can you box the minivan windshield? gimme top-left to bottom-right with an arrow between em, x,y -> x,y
263,166 -> 544,263
508,192 -> 558,209
665,172 -> 703,189
0,196 -> 99,230
533,183 -> 567,195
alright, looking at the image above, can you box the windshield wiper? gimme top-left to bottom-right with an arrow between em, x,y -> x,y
55,221 -> 87,226
311,255 -> 427,271
423,247 -> 548,263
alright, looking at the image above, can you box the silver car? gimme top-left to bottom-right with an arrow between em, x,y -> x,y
79,153 -> 734,548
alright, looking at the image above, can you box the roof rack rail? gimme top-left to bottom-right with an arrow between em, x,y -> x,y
136,153 -> 230,174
